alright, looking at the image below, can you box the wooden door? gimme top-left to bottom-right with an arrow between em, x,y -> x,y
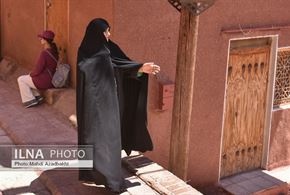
45,0 -> 68,62
221,46 -> 270,178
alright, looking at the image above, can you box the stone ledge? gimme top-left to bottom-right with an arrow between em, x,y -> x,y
122,155 -> 202,195
38,169 -> 160,195
0,57 -> 18,81
41,88 -> 66,105
254,183 -> 289,195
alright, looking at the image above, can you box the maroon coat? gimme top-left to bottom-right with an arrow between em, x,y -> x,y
30,48 -> 58,90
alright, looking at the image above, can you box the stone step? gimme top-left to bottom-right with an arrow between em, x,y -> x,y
122,155 -> 202,195
38,169 -> 160,195
219,169 -> 289,195
41,88 -> 66,105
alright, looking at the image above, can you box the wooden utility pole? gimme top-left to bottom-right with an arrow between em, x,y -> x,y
168,0 -> 215,180
169,8 -> 199,180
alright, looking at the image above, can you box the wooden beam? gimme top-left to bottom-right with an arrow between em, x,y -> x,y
221,25 -> 290,34
169,8 -> 199,180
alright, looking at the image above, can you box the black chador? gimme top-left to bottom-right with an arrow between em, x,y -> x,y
77,18 -> 153,192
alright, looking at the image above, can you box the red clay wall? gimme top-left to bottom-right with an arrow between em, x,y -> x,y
1,0 -> 44,69
112,0 -> 179,168
188,0 -> 290,187
67,0 -> 113,87
268,109 -> 290,169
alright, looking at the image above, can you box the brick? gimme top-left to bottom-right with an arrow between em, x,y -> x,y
52,89 -> 76,118
34,189 -> 52,195
173,186 -> 197,194
199,185 -> 231,195
0,128 -> 6,136
0,135 -> 13,144
261,173 -> 286,185
0,170 -> 39,192
225,183 -> 250,195
237,179 -> 264,193
228,174 -> 247,184
39,170 -> 79,189
178,189 -> 203,195
42,88 -> 66,105
219,178 -> 234,187
124,155 -> 201,194
126,181 -> 159,195
41,168 -> 159,195
0,58 -> 17,81
122,167 -> 159,194
136,163 -> 163,175
240,171 -> 260,179
221,172 -> 289,195
29,177 -> 51,193
159,177 -> 182,187
251,176 -> 277,189
166,181 -> 188,191
254,182 -> 288,195
53,183 -> 112,195
251,170 -> 266,177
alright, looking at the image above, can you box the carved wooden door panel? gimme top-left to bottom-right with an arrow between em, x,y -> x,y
221,46 -> 270,178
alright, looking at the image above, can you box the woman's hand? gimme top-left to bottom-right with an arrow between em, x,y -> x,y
138,62 -> 160,75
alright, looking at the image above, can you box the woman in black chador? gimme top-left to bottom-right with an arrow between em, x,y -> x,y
77,18 -> 160,192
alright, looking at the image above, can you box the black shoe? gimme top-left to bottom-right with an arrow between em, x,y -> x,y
105,186 -> 127,194
23,99 -> 38,108
35,96 -> 44,104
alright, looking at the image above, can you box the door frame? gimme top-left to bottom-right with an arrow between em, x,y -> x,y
219,35 -> 278,180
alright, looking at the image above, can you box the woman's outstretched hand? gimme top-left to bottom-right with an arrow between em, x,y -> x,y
139,62 -> 160,75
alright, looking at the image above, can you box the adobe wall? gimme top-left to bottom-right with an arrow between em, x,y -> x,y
67,0 -> 114,87
188,0 -> 290,187
112,0 -> 179,168
0,0 -> 44,69
268,109 -> 290,170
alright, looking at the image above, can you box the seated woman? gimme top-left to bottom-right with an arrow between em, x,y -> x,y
17,30 -> 59,108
